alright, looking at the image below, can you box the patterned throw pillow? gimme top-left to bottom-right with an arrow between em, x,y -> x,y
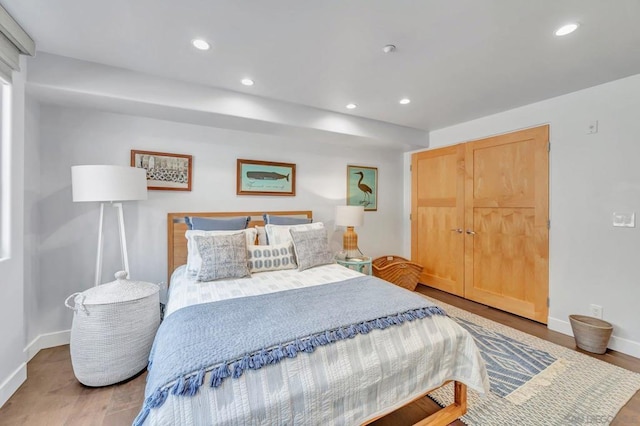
247,243 -> 297,273
265,222 -> 324,246
193,233 -> 251,281
289,227 -> 334,271
185,228 -> 257,276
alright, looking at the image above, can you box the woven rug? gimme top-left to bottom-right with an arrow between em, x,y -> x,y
426,297 -> 640,425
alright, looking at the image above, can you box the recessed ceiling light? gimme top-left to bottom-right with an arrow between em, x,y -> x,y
241,78 -> 254,86
192,39 -> 210,50
399,98 -> 411,105
346,103 -> 357,109
555,23 -> 579,36
382,44 -> 396,54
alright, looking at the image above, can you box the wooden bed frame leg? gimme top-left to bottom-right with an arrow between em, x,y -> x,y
413,381 -> 467,426
361,381 -> 467,426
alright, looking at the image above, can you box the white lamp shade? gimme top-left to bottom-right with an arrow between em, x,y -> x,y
335,205 -> 364,227
71,165 -> 148,202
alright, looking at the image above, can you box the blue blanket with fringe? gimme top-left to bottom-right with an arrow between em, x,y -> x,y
134,275 -> 446,425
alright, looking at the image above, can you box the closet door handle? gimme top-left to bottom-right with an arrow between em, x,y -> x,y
466,229 -> 476,235
450,228 -> 463,233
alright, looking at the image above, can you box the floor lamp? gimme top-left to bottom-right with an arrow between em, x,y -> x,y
335,205 -> 365,259
71,165 -> 148,286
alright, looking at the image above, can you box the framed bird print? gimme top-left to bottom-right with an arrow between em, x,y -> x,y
347,165 -> 378,211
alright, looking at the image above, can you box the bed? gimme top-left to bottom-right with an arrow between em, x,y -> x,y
136,211 -> 488,425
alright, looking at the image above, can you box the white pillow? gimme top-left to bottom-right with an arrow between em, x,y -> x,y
185,228 -> 257,276
255,226 -> 268,245
264,222 -> 324,246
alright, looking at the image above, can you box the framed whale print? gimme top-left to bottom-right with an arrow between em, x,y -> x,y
237,159 -> 296,196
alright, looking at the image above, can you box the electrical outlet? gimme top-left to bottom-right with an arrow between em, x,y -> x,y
589,304 -> 603,319
613,212 -> 635,227
587,120 -> 598,134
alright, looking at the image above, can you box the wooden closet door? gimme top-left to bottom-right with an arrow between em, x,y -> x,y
411,145 -> 465,296
464,125 -> 549,323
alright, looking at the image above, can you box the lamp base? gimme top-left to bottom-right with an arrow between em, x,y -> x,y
94,202 -> 131,286
344,249 -> 364,260
343,226 -> 364,260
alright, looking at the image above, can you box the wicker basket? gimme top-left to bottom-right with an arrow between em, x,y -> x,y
372,256 -> 423,291
65,271 -> 160,386
569,314 -> 613,354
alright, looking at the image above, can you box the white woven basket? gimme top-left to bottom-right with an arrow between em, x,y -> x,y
65,271 -> 160,387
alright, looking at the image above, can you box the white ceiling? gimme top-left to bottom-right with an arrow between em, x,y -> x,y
4,0 -> 640,132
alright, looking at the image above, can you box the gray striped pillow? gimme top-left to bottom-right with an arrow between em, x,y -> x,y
289,227 -> 334,271
194,233 -> 250,281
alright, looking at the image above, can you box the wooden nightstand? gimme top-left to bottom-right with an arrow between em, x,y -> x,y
336,256 -> 372,275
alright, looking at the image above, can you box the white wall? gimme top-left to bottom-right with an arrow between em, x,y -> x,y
31,105 -> 405,339
23,95 -> 48,358
0,59 -> 27,407
405,73 -> 640,357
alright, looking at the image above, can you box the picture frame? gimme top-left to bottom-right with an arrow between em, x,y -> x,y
131,150 -> 192,191
237,159 -> 296,196
347,165 -> 378,211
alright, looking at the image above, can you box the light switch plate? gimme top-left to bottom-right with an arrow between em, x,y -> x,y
613,212 -> 635,227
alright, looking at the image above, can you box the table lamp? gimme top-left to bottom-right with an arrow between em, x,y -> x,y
71,165 -> 147,286
335,205 -> 365,259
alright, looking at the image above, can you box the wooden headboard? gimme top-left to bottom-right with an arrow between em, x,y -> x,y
167,210 -> 313,283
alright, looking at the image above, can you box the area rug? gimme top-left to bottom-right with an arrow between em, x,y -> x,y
426,297 -> 640,425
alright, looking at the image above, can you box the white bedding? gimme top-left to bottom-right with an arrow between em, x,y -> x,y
147,264 -> 489,425
166,263 -> 363,316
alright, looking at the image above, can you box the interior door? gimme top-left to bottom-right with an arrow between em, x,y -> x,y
463,125 -> 549,323
411,145 -> 465,296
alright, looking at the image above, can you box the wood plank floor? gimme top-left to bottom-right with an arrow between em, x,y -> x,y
1,285 -> 638,425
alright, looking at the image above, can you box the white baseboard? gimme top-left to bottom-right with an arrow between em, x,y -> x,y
0,363 -> 26,408
547,316 -> 573,336
24,329 -> 71,362
548,316 -> 640,359
0,330 -> 72,408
